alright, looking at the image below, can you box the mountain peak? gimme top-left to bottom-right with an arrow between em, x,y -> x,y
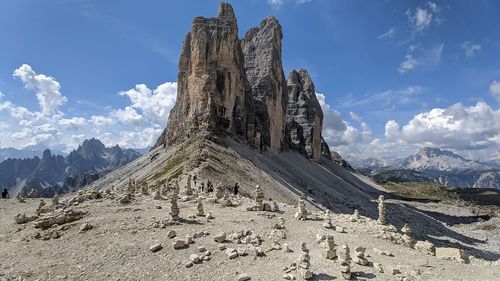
416,147 -> 466,161
217,2 -> 236,19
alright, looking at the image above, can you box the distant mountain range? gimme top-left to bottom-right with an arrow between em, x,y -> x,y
0,138 -> 142,197
352,147 -> 500,189
0,146 -> 65,162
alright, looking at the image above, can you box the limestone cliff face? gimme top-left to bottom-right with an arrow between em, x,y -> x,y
241,17 -> 287,151
155,3 -> 333,162
155,3 -> 257,147
285,69 -> 327,161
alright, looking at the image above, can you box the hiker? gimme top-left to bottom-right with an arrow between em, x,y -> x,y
233,183 -> 239,196
1,188 -> 9,199
28,188 -> 37,198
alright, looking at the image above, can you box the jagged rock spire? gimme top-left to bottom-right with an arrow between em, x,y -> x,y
154,2 -> 257,148
242,16 -> 287,152
154,2 -> 333,162
285,69 -> 329,161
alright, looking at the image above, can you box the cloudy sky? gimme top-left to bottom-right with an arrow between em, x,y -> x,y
0,0 -> 499,161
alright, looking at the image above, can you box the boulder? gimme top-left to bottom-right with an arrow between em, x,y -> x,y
172,239 -> 188,249
435,247 -> 469,263
414,240 -> 435,255
14,213 -> 28,224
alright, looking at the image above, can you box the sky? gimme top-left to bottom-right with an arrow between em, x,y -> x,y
0,0 -> 499,161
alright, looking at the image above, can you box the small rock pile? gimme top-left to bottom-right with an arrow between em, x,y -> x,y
338,244 -> 351,280
377,195 -> 386,225
323,210 -> 333,229
294,196 -> 308,220
353,246 -> 368,266
322,235 -> 336,260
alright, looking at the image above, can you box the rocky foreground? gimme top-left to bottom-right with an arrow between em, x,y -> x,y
1,184 -> 499,281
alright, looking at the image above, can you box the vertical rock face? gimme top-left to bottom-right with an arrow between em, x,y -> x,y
154,3 -> 333,162
285,69 -> 327,161
155,3 -> 257,147
241,16 -> 287,151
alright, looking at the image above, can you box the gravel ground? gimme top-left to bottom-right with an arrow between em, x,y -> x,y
1,193 -> 499,281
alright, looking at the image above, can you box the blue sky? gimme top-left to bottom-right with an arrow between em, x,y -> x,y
0,0 -> 499,161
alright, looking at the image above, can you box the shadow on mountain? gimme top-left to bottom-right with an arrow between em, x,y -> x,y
228,141 -> 499,260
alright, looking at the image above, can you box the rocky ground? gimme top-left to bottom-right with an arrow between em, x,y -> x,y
1,186 -> 499,281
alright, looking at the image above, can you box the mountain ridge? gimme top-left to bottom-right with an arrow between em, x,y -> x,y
0,138 -> 141,197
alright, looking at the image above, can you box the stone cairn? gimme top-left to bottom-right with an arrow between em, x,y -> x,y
401,223 -> 416,246
377,195 -> 386,225
220,192 -> 233,207
52,194 -> 60,206
322,235 -> 336,260
170,182 -> 180,221
297,242 -> 313,280
185,175 -> 194,196
128,178 -> 136,192
294,196 -> 308,220
196,197 -> 205,216
350,209 -> 360,222
353,247 -> 368,266
141,183 -> 149,195
215,182 -> 225,200
338,244 -> 352,280
153,190 -> 163,200
254,185 -> 264,211
323,210 -> 333,229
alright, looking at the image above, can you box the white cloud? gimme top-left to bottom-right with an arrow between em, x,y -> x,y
399,101 -> 500,150
349,112 -> 363,123
340,86 -> 422,108
1,64 -> 177,151
489,81 -> 500,103
317,93 -> 372,150
267,0 -> 284,7
384,120 -> 400,141
13,64 -> 68,114
406,2 -> 440,33
119,82 -> 177,126
377,27 -> 396,40
267,0 -> 311,8
398,55 -> 418,73
461,41 -> 481,58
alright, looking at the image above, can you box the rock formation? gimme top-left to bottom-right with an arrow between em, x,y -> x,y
377,195 -> 386,225
154,2 -> 334,163
285,69 -> 330,161
242,16 -> 287,151
155,3 -> 258,148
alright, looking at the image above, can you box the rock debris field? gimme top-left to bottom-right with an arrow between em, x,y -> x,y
1,184 -> 499,281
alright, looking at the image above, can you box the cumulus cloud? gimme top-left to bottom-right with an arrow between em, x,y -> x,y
119,82 -> 177,126
13,64 -> 68,114
461,41 -> 481,58
489,81 -> 500,103
317,93 -> 372,148
339,101 -> 500,161
398,101 -> 500,150
0,64 -> 177,151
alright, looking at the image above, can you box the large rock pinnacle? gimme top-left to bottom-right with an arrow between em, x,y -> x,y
154,2 -> 332,162
242,16 -> 287,152
285,69 -> 326,161
154,2 -> 257,148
